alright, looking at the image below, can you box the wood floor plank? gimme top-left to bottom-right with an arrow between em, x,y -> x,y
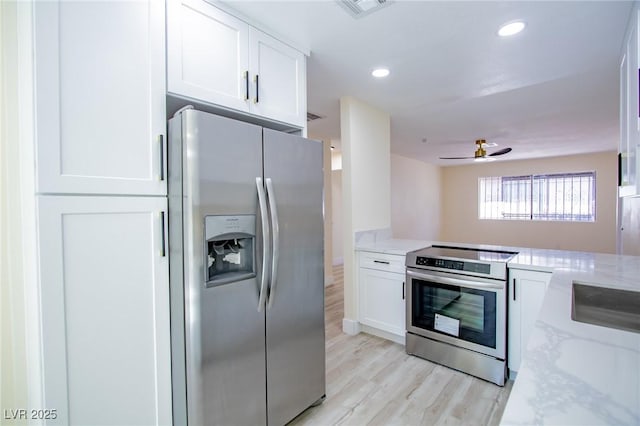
289,265 -> 512,426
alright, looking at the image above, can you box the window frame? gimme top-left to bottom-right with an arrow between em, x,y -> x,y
478,171 -> 597,222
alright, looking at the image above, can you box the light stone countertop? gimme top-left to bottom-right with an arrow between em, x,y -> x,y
353,237 -> 640,424
354,238 -> 431,256
500,251 -> 640,425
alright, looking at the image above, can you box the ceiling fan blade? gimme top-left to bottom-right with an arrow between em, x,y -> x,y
488,147 -> 512,156
439,156 -> 475,160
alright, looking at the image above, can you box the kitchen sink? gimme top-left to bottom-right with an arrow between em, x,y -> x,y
572,282 -> 640,334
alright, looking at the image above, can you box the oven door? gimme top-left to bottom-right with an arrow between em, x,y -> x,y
406,267 -> 506,359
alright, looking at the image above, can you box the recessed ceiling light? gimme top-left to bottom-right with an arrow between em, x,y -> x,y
372,68 -> 390,78
498,21 -> 525,37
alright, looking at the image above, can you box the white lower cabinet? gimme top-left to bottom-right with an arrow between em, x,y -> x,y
507,268 -> 552,374
358,252 -> 406,342
37,196 -> 171,425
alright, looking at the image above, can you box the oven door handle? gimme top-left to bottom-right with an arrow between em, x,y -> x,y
406,269 -> 504,291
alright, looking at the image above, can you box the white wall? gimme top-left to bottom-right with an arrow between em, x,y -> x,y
331,170 -> 343,264
440,151 -> 618,253
390,154 -> 441,240
340,96 -> 390,326
308,134 -> 334,285
0,0 -> 42,414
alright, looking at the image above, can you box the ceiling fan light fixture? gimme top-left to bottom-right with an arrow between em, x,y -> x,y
474,157 -> 496,163
439,139 -> 511,161
498,21 -> 525,37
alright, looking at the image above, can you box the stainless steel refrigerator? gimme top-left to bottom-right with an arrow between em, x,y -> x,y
168,108 -> 325,425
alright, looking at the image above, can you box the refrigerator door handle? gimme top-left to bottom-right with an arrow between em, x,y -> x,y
265,178 -> 279,308
256,177 -> 270,312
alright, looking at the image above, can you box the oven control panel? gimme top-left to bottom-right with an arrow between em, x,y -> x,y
415,256 -> 491,275
416,256 -> 463,270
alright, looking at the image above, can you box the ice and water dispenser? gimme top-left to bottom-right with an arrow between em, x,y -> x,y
205,215 -> 256,287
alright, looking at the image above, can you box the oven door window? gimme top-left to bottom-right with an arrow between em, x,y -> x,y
411,278 -> 497,349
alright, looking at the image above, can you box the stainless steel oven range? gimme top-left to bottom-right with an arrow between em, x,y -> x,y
405,245 -> 516,386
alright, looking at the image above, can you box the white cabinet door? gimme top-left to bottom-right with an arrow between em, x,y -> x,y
507,269 -> 551,373
34,1 -> 166,195
167,0 -> 250,112
359,268 -> 406,337
38,196 -> 171,425
620,6 -> 640,197
167,0 -> 307,128
249,28 -> 306,127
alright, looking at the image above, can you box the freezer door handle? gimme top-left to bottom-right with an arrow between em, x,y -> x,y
256,177 -> 270,312
265,178 -> 279,308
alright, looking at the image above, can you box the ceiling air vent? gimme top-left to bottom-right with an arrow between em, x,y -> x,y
307,112 -> 325,122
337,0 -> 393,19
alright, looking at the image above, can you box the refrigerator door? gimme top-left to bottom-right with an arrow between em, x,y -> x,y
263,129 -> 326,425
169,110 -> 267,425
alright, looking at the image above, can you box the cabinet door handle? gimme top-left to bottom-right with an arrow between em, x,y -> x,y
160,211 -> 167,257
512,278 -> 516,301
159,134 -> 165,181
373,260 -> 390,265
254,74 -> 259,103
618,152 -> 623,187
244,70 -> 249,101
402,281 -> 405,300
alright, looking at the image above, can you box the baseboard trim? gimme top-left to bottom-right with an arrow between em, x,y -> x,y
324,274 -> 333,287
342,318 -> 361,335
360,325 -> 405,345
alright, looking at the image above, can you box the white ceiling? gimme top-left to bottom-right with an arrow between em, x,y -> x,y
224,0 -> 632,165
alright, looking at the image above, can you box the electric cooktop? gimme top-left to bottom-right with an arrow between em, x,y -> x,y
418,245 -> 517,263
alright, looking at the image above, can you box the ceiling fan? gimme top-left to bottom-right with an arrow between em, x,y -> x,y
440,139 -> 512,160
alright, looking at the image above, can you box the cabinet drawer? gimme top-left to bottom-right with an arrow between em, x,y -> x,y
359,252 -> 405,273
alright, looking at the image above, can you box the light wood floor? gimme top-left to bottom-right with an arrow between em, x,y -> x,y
290,265 -> 513,426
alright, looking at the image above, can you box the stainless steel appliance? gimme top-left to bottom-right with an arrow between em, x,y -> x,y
168,108 -> 325,425
405,245 -> 516,386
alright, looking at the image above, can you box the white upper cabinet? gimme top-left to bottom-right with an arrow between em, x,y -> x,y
619,5 -> 640,197
34,0 -> 167,196
249,27 -> 306,128
167,0 -> 250,112
167,0 -> 307,128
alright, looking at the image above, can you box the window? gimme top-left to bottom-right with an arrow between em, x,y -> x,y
479,172 -> 596,222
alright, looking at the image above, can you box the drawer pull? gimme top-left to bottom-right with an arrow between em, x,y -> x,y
373,260 -> 390,265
